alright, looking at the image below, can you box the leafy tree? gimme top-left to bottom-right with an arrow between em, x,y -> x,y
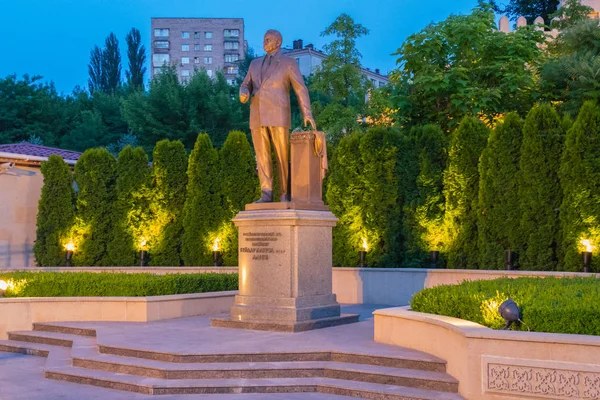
60,110 -> 107,151
125,28 -> 147,90
235,47 -> 256,85
103,33 -> 122,93
34,155 -> 75,266
218,131 -> 260,265
106,146 -> 151,266
491,0 -> 560,24
106,133 -> 140,157
443,117 -> 489,269
549,0 -> 594,30
477,113 -> 524,269
88,45 -> 106,93
517,104 -> 564,270
391,3 -> 545,131
73,148 -> 117,266
181,134 -> 221,266
559,101 -> 600,271
149,140 -> 187,266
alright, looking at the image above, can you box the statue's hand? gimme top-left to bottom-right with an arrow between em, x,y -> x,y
304,116 -> 316,131
240,87 -> 250,104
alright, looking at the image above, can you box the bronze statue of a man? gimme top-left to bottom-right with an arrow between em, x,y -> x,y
240,29 -> 315,203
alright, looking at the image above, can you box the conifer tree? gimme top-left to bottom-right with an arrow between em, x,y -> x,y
106,146 -> 151,266
518,104 -> 564,270
181,134 -> 221,266
559,101 -> 600,271
219,131 -> 260,265
34,155 -> 75,266
149,140 -> 187,266
73,148 -> 117,266
477,113 -> 524,269
443,117 -> 489,269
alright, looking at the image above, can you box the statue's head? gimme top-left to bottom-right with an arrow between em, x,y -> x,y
263,30 -> 282,54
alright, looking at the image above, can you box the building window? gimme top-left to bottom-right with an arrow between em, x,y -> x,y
194,57 -> 200,64
205,31 -> 213,39
182,44 -> 190,52
204,44 -> 213,51
182,70 -> 190,77
379,81 -> 385,88
152,53 -> 170,67
153,67 -> 163,75
154,28 -> 169,37
207,69 -> 213,78
224,29 -> 240,37
227,79 -> 236,85
224,41 -> 239,50
154,41 -> 169,49
194,44 -> 200,51
204,56 -> 213,65
226,66 -> 238,75
182,31 -> 190,39
225,54 -> 239,63
194,32 -> 201,39
181,57 -> 190,65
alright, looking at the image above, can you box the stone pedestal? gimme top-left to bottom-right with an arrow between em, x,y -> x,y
211,209 -> 358,332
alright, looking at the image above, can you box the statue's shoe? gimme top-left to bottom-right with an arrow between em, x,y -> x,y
254,190 -> 273,203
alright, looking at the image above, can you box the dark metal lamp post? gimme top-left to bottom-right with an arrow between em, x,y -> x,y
430,251 -> 440,269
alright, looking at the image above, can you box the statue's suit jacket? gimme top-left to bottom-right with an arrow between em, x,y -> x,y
240,51 -> 313,131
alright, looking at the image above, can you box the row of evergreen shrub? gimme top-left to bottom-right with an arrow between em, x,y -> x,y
410,277 -> 600,335
0,272 -> 238,297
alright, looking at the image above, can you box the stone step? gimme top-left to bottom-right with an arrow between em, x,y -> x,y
45,364 -> 465,399
8,330 -> 78,348
33,322 -> 97,337
72,353 -> 458,393
98,345 -> 447,373
0,339 -> 56,357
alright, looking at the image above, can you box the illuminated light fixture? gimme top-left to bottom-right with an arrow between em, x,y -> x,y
359,238 -> 368,268
430,251 -> 440,269
581,239 -> 594,273
139,238 -> 148,267
212,237 -> 222,267
64,242 -> 75,267
505,248 -> 516,271
0,280 -> 8,296
498,298 -> 521,330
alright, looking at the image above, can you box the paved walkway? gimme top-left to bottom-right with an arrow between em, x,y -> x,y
0,305 -> 437,400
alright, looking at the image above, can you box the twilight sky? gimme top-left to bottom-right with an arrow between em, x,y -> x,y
0,0 -> 481,94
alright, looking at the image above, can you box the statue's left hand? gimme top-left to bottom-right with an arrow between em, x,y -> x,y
304,117 -> 316,131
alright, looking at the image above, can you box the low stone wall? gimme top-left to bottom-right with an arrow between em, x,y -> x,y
2,267 -> 598,306
374,307 -> 600,400
0,291 -> 236,340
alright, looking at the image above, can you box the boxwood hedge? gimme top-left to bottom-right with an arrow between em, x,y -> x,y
410,277 -> 600,335
0,272 -> 238,298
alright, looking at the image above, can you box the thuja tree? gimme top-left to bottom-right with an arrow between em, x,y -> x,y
219,131 -> 259,265
106,146 -> 151,266
73,148 -> 117,266
34,155 -> 75,266
518,104 -> 564,270
477,113 -> 524,269
149,140 -> 187,266
559,101 -> 600,271
326,133 -> 364,267
403,125 -> 447,267
443,117 -> 489,269
181,134 -> 221,266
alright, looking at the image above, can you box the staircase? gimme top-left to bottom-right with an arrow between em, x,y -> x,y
0,322 -> 464,399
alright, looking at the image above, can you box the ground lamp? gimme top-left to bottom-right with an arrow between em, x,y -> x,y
0,280 -> 8,297
139,238 -> 148,267
359,238 -> 368,267
581,239 -> 593,273
429,251 -> 440,269
504,248 -> 516,271
64,242 -> 75,267
212,237 -> 222,267
498,298 -> 521,330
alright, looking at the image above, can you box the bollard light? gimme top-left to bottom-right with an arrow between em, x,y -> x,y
212,237 -> 222,267
359,238 -> 368,268
0,280 -> 8,296
139,238 -> 148,267
581,239 -> 593,273
64,242 -> 75,267
505,248 -> 516,271
498,298 -> 521,330
430,251 -> 440,269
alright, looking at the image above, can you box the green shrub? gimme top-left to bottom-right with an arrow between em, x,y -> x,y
559,101 -> 600,272
517,104 -> 564,270
0,272 -> 238,297
443,116 -> 489,269
34,155 -> 75,267
73,148 -> 117,266
410,277 -> 600,335
477,113 -> 524,269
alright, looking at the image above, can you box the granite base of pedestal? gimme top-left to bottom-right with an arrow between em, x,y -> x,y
211,209 -> 357,333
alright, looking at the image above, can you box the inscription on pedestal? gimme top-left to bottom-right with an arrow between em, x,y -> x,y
241,232 -> 286,261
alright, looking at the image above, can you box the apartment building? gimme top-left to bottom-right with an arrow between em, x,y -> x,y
151,18 -> 246,84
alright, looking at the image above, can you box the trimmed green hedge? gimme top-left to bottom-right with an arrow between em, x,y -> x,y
410,277 -> 600,335
0,272 -> 238,297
